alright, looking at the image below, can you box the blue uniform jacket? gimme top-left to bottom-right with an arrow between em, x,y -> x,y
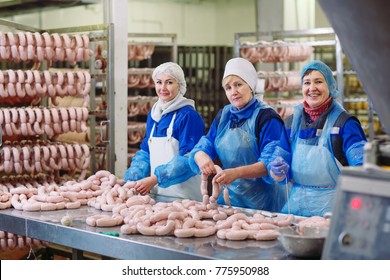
124,105 -> 205,187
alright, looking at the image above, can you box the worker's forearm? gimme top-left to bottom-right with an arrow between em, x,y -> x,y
234,161 -> 268,179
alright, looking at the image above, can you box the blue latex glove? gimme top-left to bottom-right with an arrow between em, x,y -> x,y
269,157 -> 289,182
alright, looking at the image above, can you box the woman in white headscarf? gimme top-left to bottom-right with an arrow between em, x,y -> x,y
124,62 -> 205,201
188,57 -> 289,211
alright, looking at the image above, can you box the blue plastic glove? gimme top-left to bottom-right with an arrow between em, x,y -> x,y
269,156 -> 289,182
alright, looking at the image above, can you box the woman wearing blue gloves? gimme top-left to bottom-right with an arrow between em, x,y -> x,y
124,62 -> 205,201
189,57 -> 289,211
269,60 -> 367,217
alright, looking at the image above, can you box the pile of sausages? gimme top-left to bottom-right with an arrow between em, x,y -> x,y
0,169 -> 115,212
87,170 -> 131,212
86,176 -> 138,227
0,31 -> 92,65
79,170 -> 227,237
81,169 -> 296,241
0,173 -> 59,210
0,168 -> 330,248
296,215 -> 330,231
94,192 -> 293,241
240,40 -> 313,63
11,182 -> 81,211
0,171 -> 109,253
119,199 -> 227,238
215,212 -> 293,241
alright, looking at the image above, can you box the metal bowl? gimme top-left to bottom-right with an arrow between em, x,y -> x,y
278,226 -> 328,258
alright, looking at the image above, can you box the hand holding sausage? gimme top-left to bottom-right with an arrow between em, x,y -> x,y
134,175 -> 158,195
194,151 -> 216,176
213,168 -> 238,186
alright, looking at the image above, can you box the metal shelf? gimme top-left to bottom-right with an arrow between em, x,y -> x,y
128,33 -> 178,62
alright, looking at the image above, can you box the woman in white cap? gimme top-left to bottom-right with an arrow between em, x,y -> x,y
269,60 -> 367,217
188,57 -> 289,211
124,62 -> 205,201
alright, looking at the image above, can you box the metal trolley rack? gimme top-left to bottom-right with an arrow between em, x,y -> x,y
233,28 -> 344,103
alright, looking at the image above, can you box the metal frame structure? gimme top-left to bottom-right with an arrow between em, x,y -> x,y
0,19 -> 111,176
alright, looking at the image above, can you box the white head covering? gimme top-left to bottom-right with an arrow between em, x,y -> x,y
152,62 -> 187,96
222,57 -> 257,92
150,62 -> 194,122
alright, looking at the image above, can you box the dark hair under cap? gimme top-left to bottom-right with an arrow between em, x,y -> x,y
300,60 -> 339,98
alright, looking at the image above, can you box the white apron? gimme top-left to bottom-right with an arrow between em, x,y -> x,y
148,113 -> 202,201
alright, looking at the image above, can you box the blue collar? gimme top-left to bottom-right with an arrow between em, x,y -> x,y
230,98 -> 257,121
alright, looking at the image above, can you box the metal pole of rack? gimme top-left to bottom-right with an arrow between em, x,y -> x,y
89,78 -> 97,174
106,0 -> 129,176
107,23 -> 115,173
233,33 -> 240,57
335,35 -> 344,105
172,34 -> 178,63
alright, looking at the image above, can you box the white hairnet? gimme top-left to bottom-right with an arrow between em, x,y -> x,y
152,62 -> 187,95
222,57 -> 257,92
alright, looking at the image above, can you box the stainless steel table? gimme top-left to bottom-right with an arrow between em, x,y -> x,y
0,205 -> 294,260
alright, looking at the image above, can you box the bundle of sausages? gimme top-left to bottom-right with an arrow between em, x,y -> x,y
0,141 -> 90,180
240,40 -> 313,63
0,70 -> 91,107
0,107 -> 88,139
257,71 -> 301,93
263,98 -> 303,121
200,165 -> 228,205
0,31 -> 93,65
128,95 -> 157,117
128,122 -> 146,145
128,68 -> 155,89
128,45 -> 155,61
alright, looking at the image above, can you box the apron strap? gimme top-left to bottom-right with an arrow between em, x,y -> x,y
149,112 -> 177,142
317,118 -> 329,145
148,123 -> 156,143
167,112 -> 177,140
